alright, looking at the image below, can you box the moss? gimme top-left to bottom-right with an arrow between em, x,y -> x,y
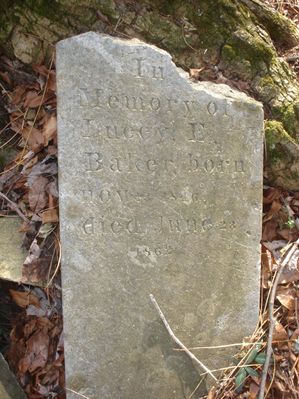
136,12 -> 188,53
280,104 -> 297,136
272,99 -> 299,138
264,120 -> 298,164
21,0 -> 63,21
226,29 -> 274,72
253,75 -> 280,103
294,101 -> 299,119
250,2 -> 299,49
221,44 -> 253,79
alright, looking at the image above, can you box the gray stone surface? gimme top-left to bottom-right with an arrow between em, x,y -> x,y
0,218 -> 26,282
0,354 -> 26,399
56,32 -> 263,399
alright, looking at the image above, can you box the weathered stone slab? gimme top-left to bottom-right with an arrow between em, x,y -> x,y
0,354 -> 26,399
56,32 -> 263,398
0,218 -> 26,282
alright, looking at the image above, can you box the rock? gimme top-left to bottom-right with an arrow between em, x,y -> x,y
0,218 -> 26,283
56,32 -> 263,398
0,353 -> 26,399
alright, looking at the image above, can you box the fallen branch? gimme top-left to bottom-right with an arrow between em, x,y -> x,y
258,238 -> 299,399
149,294 -> 218,382
0,191 -> 29,223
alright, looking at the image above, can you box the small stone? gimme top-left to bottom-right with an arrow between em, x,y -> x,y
0,353 -> 26,399
0,218 -> 26,283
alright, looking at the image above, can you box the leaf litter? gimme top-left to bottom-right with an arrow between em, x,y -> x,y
0,54 -> 63,398
0,35 -> 298,399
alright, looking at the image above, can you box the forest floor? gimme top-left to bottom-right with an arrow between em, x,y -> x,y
0,1 -> 298,399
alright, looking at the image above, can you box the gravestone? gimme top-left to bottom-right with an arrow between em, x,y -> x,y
0,218 -> 26,283
57,32 -> 263,399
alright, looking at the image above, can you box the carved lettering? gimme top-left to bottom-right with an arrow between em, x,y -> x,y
124,96 -> 138,110
133,58 -> 164,80
235,160 -> 245,173
188,122 -> 205,142
188,154 -> 245,174
150,97 -> 161,111
85,152 -> 103,171
111,220 -> 123,234
83,217 -> 94,235
79,88 -> 103,107
110,157 -> 123,172
202,218 -> 213,231
82,119 -> 94,138
134,57 -> 146,78
188,153 -> 200,171
77,89 -> 234,120
183,100 -> 196,117
207,101 -> 217,115
81,215 -> 237,235
99,189 -> 111,203
108,95 -> 119,108
152,65 -> 164,80
166,98 -> 178,111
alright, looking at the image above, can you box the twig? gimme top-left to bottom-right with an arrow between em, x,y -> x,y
46,232 -> 61,288
0,191 -> 29,223
174,339 -> 293,351
65,387 -> 90,399
258,238 -> 299,399
175,341 -> 264,350
286,55 -> 299,62
200,363 -> 262,376
149,294 -> 218,382
188,375 -> 206,399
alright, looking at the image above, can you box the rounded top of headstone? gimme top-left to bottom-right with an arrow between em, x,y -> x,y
57,31 -> 263,110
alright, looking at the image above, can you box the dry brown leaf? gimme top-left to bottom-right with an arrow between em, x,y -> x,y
43,115 -> 56,146
47,71 -> 56,92
273,321 -> 288,341
0,70 -> 11,84
32,64 -> 49,76
249,382 -> 259,399
41,208 -> 59,224
22,125 -> 44,152
263,187 -> 281,204
262,220 -> 278,241
263,200 -> 282,222
11,86 -> 26,105
19,327 -> 49,373
278,267 -> 299,284
276,287 -> 297,311
28,176 -> 48,212
24,318 -> 38,338
23,90 -> 38,107
190,67 -> 205,80
273,378 -> 288,393
47,181 -> 59,198
290,328 -> 299,341
278,228 -> 299,241
9,289 -> 40,308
